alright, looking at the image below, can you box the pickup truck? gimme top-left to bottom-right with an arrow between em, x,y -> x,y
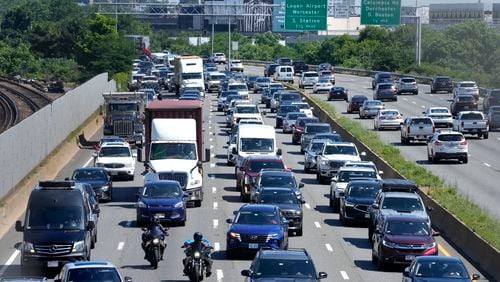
400,117 -> 435,144
452,111 -> 489,139
316,142 -> 363,184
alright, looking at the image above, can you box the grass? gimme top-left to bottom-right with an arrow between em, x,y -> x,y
309,95 -> 500,250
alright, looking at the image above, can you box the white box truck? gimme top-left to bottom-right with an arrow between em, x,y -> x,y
173,55 -> 205,97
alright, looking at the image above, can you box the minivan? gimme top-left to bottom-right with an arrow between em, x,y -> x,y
274,66 -> 294,83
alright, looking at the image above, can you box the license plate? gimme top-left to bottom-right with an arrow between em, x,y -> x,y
248,243 -> 259,249
364,213 -> 370,218
110,171 -> 118,176
405,255 -> 415,261
47,261 -> 58,268
464,106 -> 469,109
156,213 -> 165,219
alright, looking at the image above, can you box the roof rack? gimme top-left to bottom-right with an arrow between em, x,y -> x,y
38,181 -> 75,189
381,179 -> 418,192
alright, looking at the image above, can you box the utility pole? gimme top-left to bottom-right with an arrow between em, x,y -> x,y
416,15 -> 421,65
228,17 -> 231,70
211,19 -> 215,54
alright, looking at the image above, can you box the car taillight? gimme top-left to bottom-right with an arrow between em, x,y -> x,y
408,127 -> 410,134
434,140 -> 442,146
459,140 -> 467,146
296,128 -> 303,132
432,126 -> 435,133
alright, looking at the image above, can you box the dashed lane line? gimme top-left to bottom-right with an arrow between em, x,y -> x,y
83,157 -> 94,167
210,163 -> 216,168
0,250 -> 20,275
314,221 -> 321,228
212,187 -> 217,194
213,202 -> 218,210
304,203 -> 311,209
325,244 -> 333,252
214,242 -> 220,252
213,219 -> 219,229
340,270 -> 350,280
484,162 -> 491,167
117,242 -> 125,251
216,269 -> 224,282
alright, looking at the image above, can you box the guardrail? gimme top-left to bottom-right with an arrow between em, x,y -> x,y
241,60 -> 491,96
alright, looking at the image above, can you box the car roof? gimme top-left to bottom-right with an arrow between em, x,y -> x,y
325,142 -> 355,147
248,155 -> 283,161
240,204 -> 277,212
260,169 -> 292,176
383,192 -> 420,199
144,180 -> 181,187
101,142 -> 129,147
413,256 -> 462,263
348,179 -> 381,185
258,249 -> 309,260
65,261 -> 117,269
74,167 -> 107,172
338,166 -> 375,172
305,122 -> 330,127
384,214 -> 428,223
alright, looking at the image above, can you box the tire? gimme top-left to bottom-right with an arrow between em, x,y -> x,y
304,166 -> 311,173
428,153 -> 433,162
377,256 -> 386,271
332,195 -> 339,213
295,228 -> 303,236
226,249 -> 235,259
194,200 -> 202,207
462,157 -> 468,164
129,175 -> 134,181
478,133 -> 483,138
483,132 -> 489,139
401,136 -> 406,145
339,210 -> 346,226
432,156 -> 440,164
292,138 -> 298,145
368,226 -> 374,243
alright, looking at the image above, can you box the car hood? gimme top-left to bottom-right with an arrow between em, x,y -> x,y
74,180 -> 108,189
385,234 -> 434,245
251,278 -> 318,282
140,197 -> 182,207
96,157 -> 132,164
273,203 -> 301,212
24,229 -> 85,244
323,155 -> 360,162
230,224 -> 282,235
150,159 -> 198,172
381,209 -> 429,220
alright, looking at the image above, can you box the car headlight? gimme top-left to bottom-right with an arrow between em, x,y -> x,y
382,239 -> 396,248
345,201 -> 355,207
137,201 -> 147,208
267,233 -> 280,239
423,241 -> 437,249
322,160 -> 329,165
295,210 -> 302,215
72,240 -> 85,252
152,238 -> 160,245
229,232 -> 240,240
23,242 -> 35,253
193,251 -> 202,259
174,201 -> 184,208
101,185 -> 109,191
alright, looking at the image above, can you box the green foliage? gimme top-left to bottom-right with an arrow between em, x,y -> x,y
39,58 -> 80,82
112,72 -> 131,92
0,41 -> 39,77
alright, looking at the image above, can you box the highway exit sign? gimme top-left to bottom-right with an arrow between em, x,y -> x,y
285,0 -> 328,31
361,0 -> 401,25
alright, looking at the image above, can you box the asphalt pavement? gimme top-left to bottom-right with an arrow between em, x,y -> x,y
0,70 -> 488,281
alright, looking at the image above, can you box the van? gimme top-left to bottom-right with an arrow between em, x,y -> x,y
16,181 -> 95,273
274,66 -> 294,83
234,124 -> 281,170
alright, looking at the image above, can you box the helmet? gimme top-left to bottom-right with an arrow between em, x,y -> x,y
152,216 -> 161,224
193,232 -> 203,242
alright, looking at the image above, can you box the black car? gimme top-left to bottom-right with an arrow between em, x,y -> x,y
16,181 -> 95,273
246,75 -> 258,90
482,88 -> 500,112
347,95 -> 369,113
328,86 -> 349,101
276,57 -> 292,66
403,256 -> 480,282
292,61 -> 309,74
264,64 -> 279,77
71,168 -> 113,202
276,104 -> 300,128
241,248 -> 327,281
372,72 -> 392,89
253,187 -> 305,236
430,76 -> 453,93
450,95 -> 478,116
339,179 -> 381,225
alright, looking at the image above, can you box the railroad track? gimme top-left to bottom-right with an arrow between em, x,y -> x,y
0,78 -> 51,111
0,93 -> 19,132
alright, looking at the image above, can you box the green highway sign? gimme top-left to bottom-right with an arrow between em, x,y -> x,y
285,0 -> 327,31
361,0 -> 401,25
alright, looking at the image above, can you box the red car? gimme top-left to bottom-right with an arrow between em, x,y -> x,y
291,117 -> 319,145
372,215 -> 439,270
347,95 -> 368,113
236,155 -> 286,202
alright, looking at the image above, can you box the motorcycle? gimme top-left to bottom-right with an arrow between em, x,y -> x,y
187,249 -> 205,282
142,228 -> 166,269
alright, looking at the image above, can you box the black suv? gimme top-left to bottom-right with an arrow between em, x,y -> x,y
292,61 -> 309,74
264,63 -> 279,77
16,181 -> 95,274
241,248 -> 327,281
276,57 -> 292,66
372,72 -> 392,89
430,76 -> 453,93
483,89 -> 500,112
339,179 -> 382,226
253,187 -> 305,236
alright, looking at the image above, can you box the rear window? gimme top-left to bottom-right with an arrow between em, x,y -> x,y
401,78 -> 415,83
281,94 -> 301,101
378,73 -> 391,79
458,96 -> 474,102
410,118 -> 432,125
352,96 -> 368,102
280,67 -> 293,72
459,82 -> 476,88
304,72 -> 318,77
321,71 -> 333,76
435,77 -> 451,82
489,90 -> 500,98
438,134 -> 463,142
461,112 -> 484,120
298,118 -> 319,126
306,124 -> 330,133
378,84 -> 394,90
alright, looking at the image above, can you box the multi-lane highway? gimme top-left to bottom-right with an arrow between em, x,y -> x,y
0,69 -> 487,281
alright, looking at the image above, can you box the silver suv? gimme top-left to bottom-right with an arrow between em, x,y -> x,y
395,77 -> 418,95
426,130 -> 468,164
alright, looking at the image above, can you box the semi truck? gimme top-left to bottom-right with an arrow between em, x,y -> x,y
173,55 -> 205,96
142,99 -> 207,207
102,92 -> 146,146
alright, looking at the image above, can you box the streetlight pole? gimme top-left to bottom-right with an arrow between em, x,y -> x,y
416,15 -> 421,65
211,19 -> 215,54
228,17 -> 231,70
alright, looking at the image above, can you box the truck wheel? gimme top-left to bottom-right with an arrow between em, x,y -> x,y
483,132 -> 489,139
478,133 -> 483,138
194,200 -> 202,207
462,157 -> 468,164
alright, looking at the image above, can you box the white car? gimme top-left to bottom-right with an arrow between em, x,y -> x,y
426,130 -> 468,164
210,52 -> 226,64
299,71 -> 319,88
94,142 -> 136,180
318,70 -> 335,85
422,107 -> 453,128
291,102 -> 314,117
329,166 -> 378,212
57,261 -> 132,282
313,78 -> 333,93
230,60 -> 244,72
359,100 -> 384,119
231,103 -> 262,126
227,82 -> 249,97
316,142 -> 364,184
373,109 -> 403,130
454,81 -> 479,100
342,160 -> 383,179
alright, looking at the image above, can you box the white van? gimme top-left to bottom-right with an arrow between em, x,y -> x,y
234,124 -> 281,169
274,65 -> 295,83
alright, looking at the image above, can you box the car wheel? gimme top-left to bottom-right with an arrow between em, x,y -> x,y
483,132 -> 489,139
339,210 -> 347,226
428,152 -> 433,162
295,228 -> 303,236
304,166 -> 311,173
401,136 -> 406,144
377,256 -> 386,271
332,195 -> 339,213
194,200 -> 202,207
226,248 -> 235,259
432,156 -> 440,164
371,251 -> 378,264
462,157 -> 468,164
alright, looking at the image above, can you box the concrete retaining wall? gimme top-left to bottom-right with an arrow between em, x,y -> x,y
0,73 -> 116,200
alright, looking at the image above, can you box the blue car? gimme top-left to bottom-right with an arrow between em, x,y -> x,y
136,181 -> 187,226
71,167 -> 113,202
225,204 -> 289,258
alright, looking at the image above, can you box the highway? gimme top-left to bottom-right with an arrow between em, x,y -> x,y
0,74 -> 486,281
245,65 -> 500,220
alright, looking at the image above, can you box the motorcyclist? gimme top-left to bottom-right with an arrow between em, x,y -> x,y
182,232 -> 213,277
141,217 -> 168,260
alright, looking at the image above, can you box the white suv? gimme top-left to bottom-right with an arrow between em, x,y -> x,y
94,142 -> 136,180
316,142 -> 363,184
426,131 -> 468,164
329,166 -> 379,212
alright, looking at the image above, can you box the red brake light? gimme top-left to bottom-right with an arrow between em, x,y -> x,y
434,140 -> 442,146
459,139 -> 467,146
432,126 -> 435,133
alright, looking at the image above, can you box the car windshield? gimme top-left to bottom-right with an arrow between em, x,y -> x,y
143,183 -> 181,198
260,175 -> 295,188
109,103 -> 137,112
314,134 -> 341,143
181,73 -> 202,80
241,138 -> 274,153
259,191 -> 299,204
460,83 -> 476,88
338,170 -> 376,182
235,210 -> 280,225
366,101 -> 382,106
306,125 -> 330,134
73,170 -> 107,181
309,142 -> 325,153
321,71 -> 333,76
414,260 -> 469,279
324,145 -> 357,156
254,258 -> 316,278
99,147 -> 130,157
382,197 -> 423,212
257,78 -> 271,83
331,87 -> 345,91
67,267 -> 121,282
438,134 -> 463,142
298,118 -> 318,126
150,143 -> 197,160
229,84 -> 247,91
304,73 -> 318,77
385,220 -> 430,236
379,84 -> 394,90
401,78 -> 415,83
458,96 -> 474,102
461,113 -> 483,120
236,106 -> 258,114
210,75 -> 226,80
249,161 -> 284,172
348,183 -> 380,197
281,94 -> 301,101
279,106 -> 299,114
27,206 -> 84,230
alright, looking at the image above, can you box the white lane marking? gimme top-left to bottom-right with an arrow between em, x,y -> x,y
484,162 -> 491,167
214,242 -> 220,252
213,202 -> 218,210
212,187 -> 217,194
126,220 -> 132,227
325,243 -> 333,252
209,120 -> 212,124
0,250 -> 20,274
210,163 -> 216,168
209,138 -> 214,142
468,154 -> 472,157
117,242 -> 125,250
213,219 -> 219,229
440,97 -> 444,100
340,270 -> 350,280
403,98 -> 408,101
412,101 -> 417,104
211,153 -> 215,158
314,221 -> 321,228
430,94 -> 434,97
209,131 -> 213,135
216,269 -> 224,282
210,175 -> 216,180
210,145 -> 214,149
83,157 -> 94,167
209,126 -> 212,129
421,105 -> 425,108
304,203 -> 311,209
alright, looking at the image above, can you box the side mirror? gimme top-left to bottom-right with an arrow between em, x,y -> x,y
331,177 -> 337,182
124,276 -> 133,282
378,170 -> 384,175
374,228 -> 381,234
277,148 -> 282,156
360,151 -> 367,157
432,231 -> 440,237
15,220 -> 23,232
339,192 -> 345,197
299,183 -> 305,188
226,218 -> 233,224
371,204 -> 379,209
300,199 -> 306,204
92,152 -> 98,158
262,111 -> 267,116
403,267 -> 410,277
241,270 -> 251,277
232,147 -> 237,154
87,221 -> 95,231
64,177 -> 70,181
472,274 -> 481,280
318,272 -> 328,279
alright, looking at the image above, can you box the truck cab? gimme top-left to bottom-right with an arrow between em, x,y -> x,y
174,56 -> 205,97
